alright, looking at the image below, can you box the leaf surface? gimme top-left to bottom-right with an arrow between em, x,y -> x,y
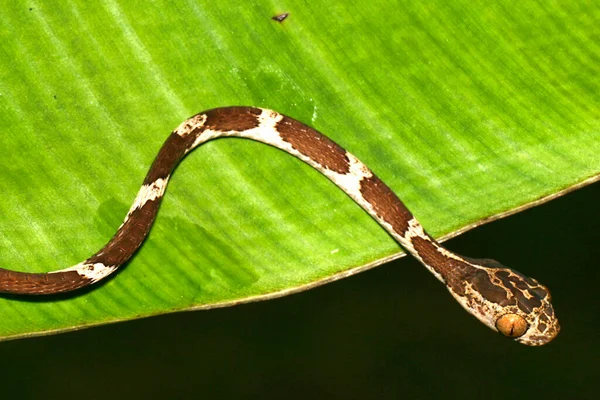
0,0 -> 598,340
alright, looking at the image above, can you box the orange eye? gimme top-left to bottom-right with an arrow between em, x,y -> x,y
496,314 -> 528,338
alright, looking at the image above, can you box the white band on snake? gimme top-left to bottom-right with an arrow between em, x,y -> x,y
0,107 -> 559,345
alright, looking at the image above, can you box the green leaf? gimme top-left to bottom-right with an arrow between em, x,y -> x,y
0,0 -> 598,340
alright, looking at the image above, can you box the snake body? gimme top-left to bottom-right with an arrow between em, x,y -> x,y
0,107 -> 559,345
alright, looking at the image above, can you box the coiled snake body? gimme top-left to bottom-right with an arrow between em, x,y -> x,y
0,107 -> 559,345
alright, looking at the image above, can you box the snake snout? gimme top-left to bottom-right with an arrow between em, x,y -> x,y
513,299 -> 560,346
492,272 -> 560,345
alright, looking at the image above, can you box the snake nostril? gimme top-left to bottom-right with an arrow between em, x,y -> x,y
496,314 -> 528,338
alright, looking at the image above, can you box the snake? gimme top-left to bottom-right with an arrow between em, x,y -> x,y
0,106 -> 559,345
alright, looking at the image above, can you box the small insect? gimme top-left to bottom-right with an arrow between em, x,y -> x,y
272,12 -> 289,22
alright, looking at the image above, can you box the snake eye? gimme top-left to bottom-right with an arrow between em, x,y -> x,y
496,314 -> 528,338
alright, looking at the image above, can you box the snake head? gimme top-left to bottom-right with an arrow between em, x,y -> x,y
451,258 -> 560,346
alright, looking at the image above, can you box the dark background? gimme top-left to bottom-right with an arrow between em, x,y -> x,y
0,181 -> 597,399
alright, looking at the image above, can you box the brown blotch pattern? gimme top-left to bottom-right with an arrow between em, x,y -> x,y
538,323 -> 547,331
204,107 -> 261,132
411,235 -> 474,293
0,268 -> 88,295
495,270 -> 543,312
469,269 -> 511,305
143,133 -> 192,184
87,199 -> 162,268
360,176 -> 414,236
276,116 -> 350,174
461,258 -> 549,311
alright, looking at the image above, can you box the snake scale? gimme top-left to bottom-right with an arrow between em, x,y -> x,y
0,107 -> 559,345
